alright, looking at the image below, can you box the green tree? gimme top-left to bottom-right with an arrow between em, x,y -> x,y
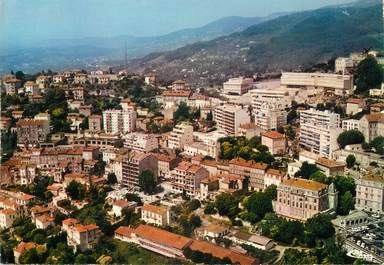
355,55 -> 383,94
204,203 -> 217,214
294,162 -> 319,179
79,117 -> 89,130
338,191 -> 354,215
309,171 -> 331,184
333,175 -> 356,197
214,193 -> 239,218
243,192 -> 273,223
65,180 -> 86,200
173,102 -> 191,122
264,184 -> 277,200
107,173 -> 117,184
138,170 -> 157,194
285,126 -> 296,141
337,130 -> 365,148
306,214 -> 335,240
370,136 -> 384,155
189,214 -> 202,227
346,154 -> 356,168
19,248 -> 44,264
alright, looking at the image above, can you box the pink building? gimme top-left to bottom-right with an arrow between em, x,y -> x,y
261,131 -> 286,155
276,178 -> 336,221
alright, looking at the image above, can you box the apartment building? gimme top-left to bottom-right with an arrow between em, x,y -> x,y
62,218 -> 101,251
171,161 -> 209,196
168,123 -> 194,150
299,109 -> 342,159
342,119 -> 360,131
229,158 -> 268,191
24,81 -> 39,95
153,153 -> 180,179
335,57 -> 354,73
276,178 -> 337,221
261,131 -> 286,155
359,113 -> 384,143
123,132 -> 159,152
0,209 -> 17,229
214,104 -> 250,135
122,151 -> 158,189
253,99 -> 287,131
161,90 -> 192,108
141,204 -> 170,226
281,72 -> 354,96
102,109 -> 137,134
355,175 -> 384,213
88,115 -> 102,132
193,130 -> 227,159
346,98 -> 365,116
16,119 -> 50,147
236,123 -> 260,139
223,77 -> 254,95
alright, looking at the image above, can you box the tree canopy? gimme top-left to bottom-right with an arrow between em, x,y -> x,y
337,130 -> 365,148
355,55 -> 383,94
138,170 -> 157,194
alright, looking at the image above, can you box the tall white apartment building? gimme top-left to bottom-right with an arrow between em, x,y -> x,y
252,98 -> 287,131
123,132 -> 159,152
103,109 -> 136,134
299,109 -> 342,158
168,123 -> 194,150
355,175 -> 384,213
214,104 -> 250,135
223,77 -> 253,95
193,130 -> 227,159
281,72 -> 354,96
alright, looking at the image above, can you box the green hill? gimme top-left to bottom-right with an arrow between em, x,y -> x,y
131,0 -> 383,85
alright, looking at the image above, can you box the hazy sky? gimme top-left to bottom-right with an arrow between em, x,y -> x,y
1,0 -> 353,45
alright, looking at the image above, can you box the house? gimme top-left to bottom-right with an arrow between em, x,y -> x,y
261,130 -> 286,155
236,123 -> 260,139
16,119 -> 50,147
359,113 -> 384,143
355,174 -> 384,213
141,204 -> 170,226
62,218 -> 101,251
153,153 -> 180,179
195,224 -> 229,239
315,157 -> 345,177
229,230 -> 275,251
112,199 -> 136,217
346,98 -> 365,116
114,226 -> 136,243
35,214 -> 55,229
264,168 -> 286,188
13,242 -> 39,264
0,208 -> 17,229
218,173 -> 245,192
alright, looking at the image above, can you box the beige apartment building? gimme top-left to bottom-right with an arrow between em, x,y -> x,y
89,115 -> 102,132
359,113 -> 384,143
16,119 -> 50,147
229,158 -> 268,191
214,104 -> 250,135
355,175 -> 384,213
168,122 -> 194,150
171,161 -> 209,197
276,178 -> 337,221
281,72 -> 354,96
261,130 -> 286,155
153,153 -> 180,179
299,109 -> 342,159
123,132 -> 159,152
62,218 -> 101,251
223,77 -> 254,95
141,204 -> 170,226
122,151 -> 158,189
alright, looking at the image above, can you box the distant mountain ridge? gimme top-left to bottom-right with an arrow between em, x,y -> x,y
129,0 -> 383,85
0,13 -> 284,74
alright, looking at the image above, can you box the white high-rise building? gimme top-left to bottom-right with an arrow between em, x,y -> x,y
103,109 -> 136,134
299,109 -> 342,158
214,104 -> 250,135
223,77 -> 253,95
252,97 -> 287,131
168,123 -> 194,150
334,57 -> 354,73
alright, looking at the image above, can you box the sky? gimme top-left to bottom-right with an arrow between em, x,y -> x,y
0,0 -> 354,46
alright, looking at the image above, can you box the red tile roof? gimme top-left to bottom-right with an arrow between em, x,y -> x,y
229,158 -> 267,170
281,178 -> 327,191
189,240 -> 257,265
115,226 -> 135,238
14,242 -> 38,254
262,130 -> 285,139
142,204 -> 168,215
134,224 -> 191,250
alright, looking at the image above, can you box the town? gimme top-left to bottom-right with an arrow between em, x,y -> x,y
0,48 -> 383,265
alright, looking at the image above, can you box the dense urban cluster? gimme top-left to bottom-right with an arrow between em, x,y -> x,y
0,50 -> 383,265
